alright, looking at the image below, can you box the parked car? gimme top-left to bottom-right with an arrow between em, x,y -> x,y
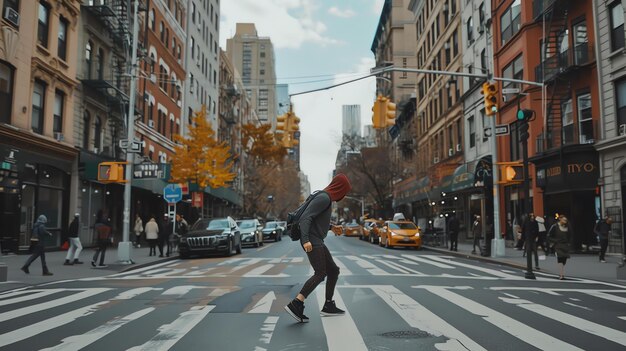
237,219 -> 264,247
343,222 -> 363,237
362,219 -> 383,243
277,221 -> 287,236
178,216 -> 242,258
262,221 -> 283,242
378,220 -> 421,249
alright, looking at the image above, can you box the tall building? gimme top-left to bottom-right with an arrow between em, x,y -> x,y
0,0 -> 81,252
342,104 -> 361,138
593,0 -> 626,254
363,125 -> 378,148
276,83 -> 290,117
226,23 -> 277,128
184,0 -> 220,131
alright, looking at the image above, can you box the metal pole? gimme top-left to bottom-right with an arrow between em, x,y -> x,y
118,0 -> 141,264
490,115 -> 505,257
522,135 -> 536,279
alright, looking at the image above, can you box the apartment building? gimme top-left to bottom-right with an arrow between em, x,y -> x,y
0,0 -> 80,252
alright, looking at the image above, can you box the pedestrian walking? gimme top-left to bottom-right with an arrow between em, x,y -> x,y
594,215 -> 612,263
471,215 -> 483,255
144,215 -> 159,256
64,213 -> 84,265
171,214 -> 187,253
92,210 -> 111,268
284,173 -> 351,323
522,213 -> 540,270
158,214 -> 171,257
548,215 -> 571,280
536,215 -> 548,256
447,213 -> 459,252
21,214 -> 53,276
133,214 -> 144,248
514,216 -> 524,250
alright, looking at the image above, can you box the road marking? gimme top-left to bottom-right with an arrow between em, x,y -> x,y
500,297 -> 626,347
401,255 -> 455,268
127,305 -> 215,351
563,302 -> 592,311
418,286 -> 583,350
0,288 -> 111,322
619,316 -> 626,321
0,301 -> 108,348
345,255 -> 387,275
376,259 -> 424,275
316,289 -> 367,351
0,289 -> 31,299
372,285 -> 485,351
107,260 -> 181,277
249,291 -> 276,314
0,289 -> 63,306
40,307 -> 154,351
182,267 -> 216,276
208,288 -> 234,297
258,316 -> 279,345
333,257 -> 353,276
290,257 -> 304,263
580,291 -> 626,304
491,287 -> 626,301
162,286 -> 204,297
112,287 -> 162,300
269,258 -> 281,263
224,258 -> 263,274
426,256 -> 522,279
243,264 -> 287,277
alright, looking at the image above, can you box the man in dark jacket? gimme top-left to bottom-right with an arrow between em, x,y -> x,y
64,213 -> 84,265
158,214 -> 172,257
448,214 -> 460,252
21,215 -> 53,275
595,216 -> 612,263
522,213 -> 540,269
285,174 -> 351,323
92,210 -> 112,268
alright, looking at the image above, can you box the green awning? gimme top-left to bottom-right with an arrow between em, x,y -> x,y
451,163 -> 475,192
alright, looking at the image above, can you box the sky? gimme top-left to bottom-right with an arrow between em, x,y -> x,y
220,0 -> 385,191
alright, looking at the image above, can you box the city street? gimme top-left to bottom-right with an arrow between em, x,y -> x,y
0,235 -> 625,351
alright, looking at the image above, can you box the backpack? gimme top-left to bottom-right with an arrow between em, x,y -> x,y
286,191 -> 330,241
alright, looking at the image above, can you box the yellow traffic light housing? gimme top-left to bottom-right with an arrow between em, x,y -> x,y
481,82 -> 498,116
97,162 -> 127,183
371,96 -> 382,128
372,95 -> 396,129
281,132 -> 292,148
496,162 -> 523,184
277,113 -> 288,131
385,98 -> 396,127
288,114 -> 300,133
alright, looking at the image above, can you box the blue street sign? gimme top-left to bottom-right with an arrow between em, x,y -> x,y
163,184 -> 183,203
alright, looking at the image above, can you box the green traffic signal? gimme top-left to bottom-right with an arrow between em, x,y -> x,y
517,109 -> 533,121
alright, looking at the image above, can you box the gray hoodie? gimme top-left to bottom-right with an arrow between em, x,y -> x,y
31,215 -> 52,240
299,192 -> 332,247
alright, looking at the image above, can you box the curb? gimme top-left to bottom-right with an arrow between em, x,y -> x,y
423,246 -> 529,271
119,256 -> 179,273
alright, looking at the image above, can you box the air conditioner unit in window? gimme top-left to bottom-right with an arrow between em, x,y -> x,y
3,7 -> 19,27
54,132 -> 64,141
448,148 -> 454,157
148,120 -> 155,128
478,23 -> 485,34
456,143 -> 462,152
619,124 -> 626,136
444,43 -> 450,50
433,157 -> 440,164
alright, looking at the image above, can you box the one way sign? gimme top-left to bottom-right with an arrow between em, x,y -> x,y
494,125 -> 509,136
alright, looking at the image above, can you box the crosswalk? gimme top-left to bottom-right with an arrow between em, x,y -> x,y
0,279 -> 625,350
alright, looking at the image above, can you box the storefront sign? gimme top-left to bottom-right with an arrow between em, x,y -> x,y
534,150 -> 599,194
133,163 -> 169,179
192,192 -> 203,207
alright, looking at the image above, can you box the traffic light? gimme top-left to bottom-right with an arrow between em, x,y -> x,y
481,82 -> 498,116
371,96 -> 382,128
497,162 -> 523,183
517,109 -> 533,142
372,95 -> 396,129
277,113 -> 288,132
97,162 -> 127,183
384,98 -> 396,127
288,114 -> 300,133
281,132 -> 292,148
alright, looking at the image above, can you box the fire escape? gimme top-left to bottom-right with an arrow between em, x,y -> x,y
533,0 -> 594,152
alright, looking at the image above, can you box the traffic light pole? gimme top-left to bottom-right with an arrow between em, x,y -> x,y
521,123 -> 535,279
490,116 -> 506,258
118,1 -> 141,265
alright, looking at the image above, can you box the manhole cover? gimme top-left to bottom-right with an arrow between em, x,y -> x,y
380,330 -> 432,339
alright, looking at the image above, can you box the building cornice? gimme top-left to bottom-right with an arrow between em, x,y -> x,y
594,136 -> 626,152
0,123 -> 78,159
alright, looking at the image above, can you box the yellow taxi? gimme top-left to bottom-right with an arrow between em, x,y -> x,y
362,219 -> 383,244
343,222 -> 363,237
378,220 -> 421,249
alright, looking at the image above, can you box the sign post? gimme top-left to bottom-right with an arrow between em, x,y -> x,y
163,184 -> 183,244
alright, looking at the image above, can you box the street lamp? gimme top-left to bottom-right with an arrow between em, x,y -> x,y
344,195 -> 365,222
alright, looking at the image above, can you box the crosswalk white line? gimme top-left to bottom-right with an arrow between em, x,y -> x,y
243,264 -> 287,277
0,288 -> 111,322
0,301 -> 108,348
375,259 -> 423,275
345,255 -> 387,275
290,257 -> 304,263
500,297 -> 626,347
332,257 -> 353,276
182,267 -> 216,276
581,291 -> 626,304
619,316 -> 626,321
161,286 -> 204,297
0,289 -> 63,306
40,307 -> 155,351
258,316 -> 279,344
107,260 -> 180,277
371,285 -> 485,351
127,305 -> 215,351
0,289 -> 30,299
418,286 -> 584,350
225,258 -> 263,274
316,289 -> 367,351
425,256 -> 522,279
112,288 -> 162,300
401,254 -> 455,268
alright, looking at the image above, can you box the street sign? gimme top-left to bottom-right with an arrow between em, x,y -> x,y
119,139 -> 143,154
192,192 -> 203,207
133,163 -> 169,179
502,88 -> 520,94
163,183 -> 183,203
494,125 -> 510,136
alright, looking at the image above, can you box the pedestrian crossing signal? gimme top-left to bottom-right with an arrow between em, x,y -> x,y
98,162 -> 127,183
496,162 -> 523,184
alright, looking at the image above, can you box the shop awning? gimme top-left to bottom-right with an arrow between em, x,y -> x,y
393,176 -> 430,207
451,163 -> 475,192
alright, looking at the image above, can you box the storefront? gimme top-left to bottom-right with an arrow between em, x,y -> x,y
531,145 -> 600,251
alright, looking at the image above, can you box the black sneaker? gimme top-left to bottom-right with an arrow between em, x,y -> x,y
63,260 -> 73,266
321,300 -> 345,316
73,260 -> 84,264
91,260 -> 96,267
20,266 -> 29,274
284,299 -> 308,323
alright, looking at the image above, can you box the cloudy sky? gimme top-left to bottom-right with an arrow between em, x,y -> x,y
220,0 -> 385,191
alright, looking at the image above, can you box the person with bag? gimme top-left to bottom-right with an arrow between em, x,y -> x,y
21,214 -> 53,276
92,210 -> 112,268
284,173 -> 351,323
548,214 -> 571,280
144,215 -> 159,256
535,215 -> 548,258
447,213 -> 460,252
64,213 -> 84,265
594,215 -> 612,263
471,215 -> 483,255
522,213 -> 540,270
133,214 -> 144,248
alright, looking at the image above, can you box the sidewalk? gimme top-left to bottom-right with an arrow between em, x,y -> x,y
424,240 -> 625,283
0,245 -> 176,293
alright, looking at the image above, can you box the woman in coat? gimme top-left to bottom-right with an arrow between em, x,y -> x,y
144,215 -> 159,256
548,215 -> 571,280
133,214 -> 144,248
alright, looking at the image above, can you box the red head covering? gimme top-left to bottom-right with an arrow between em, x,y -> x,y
324,173 -> 351,201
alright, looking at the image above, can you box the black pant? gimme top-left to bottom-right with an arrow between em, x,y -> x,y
300,244 -> 340,301
599,239 -> 609,261
472,236 -> 482,254
23,240 -> 49,272
92,239 -> 108,265
526,240 -> 539,266
157,237 -> 169,256
449,232 -> 458,251
148,239 -> 157,255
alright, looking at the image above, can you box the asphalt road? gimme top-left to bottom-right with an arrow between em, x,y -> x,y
0,234 -> 625,351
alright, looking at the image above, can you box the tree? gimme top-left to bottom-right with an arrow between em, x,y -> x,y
170,108 -> 236,188
241,123 -> 286,165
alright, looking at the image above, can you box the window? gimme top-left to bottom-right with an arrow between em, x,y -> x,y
165,28 -> 169,48
85,41 -> 93,78
500,0 -> 521,45
260,52 -> 266,58
573,20 -> 589,65
97,49 -> 104,79
480,49 -> 487,72
57,17 -> 68,61
452,30 -> 458,57
149,9 -> 155,30
0,61 -> 14,124
468,115 -> 475,148
615,78 -> 626,129
2,0 -> 19,28
502,54 -> 523,102
467,17 -> 474,44
37,1 -> 50,47
160,22 -> 164,42
479,2 -> 485,26
148,102 -> 154,124
94,116 -> 102,150
610,2 -> 625,51
577,93 -> 594,143
83,111 -> 90,149
31,80 -> 45,134
260,69 -> 265,75
192,3 -> 196,23
53,90 -> 63,133
561,99 -> 574,144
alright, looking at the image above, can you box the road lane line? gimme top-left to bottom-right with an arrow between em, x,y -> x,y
107,260 -> 181,277
375,259 -> 424,275
619,316 -> 626,321
401,255 -> 455,268
563,302 -> 592,311
127,305 -> 215,351
290,257 -> 304,263
418,286 -> 583,350
371,285 -> 485,351
0,288 -> 111,322
315,289 -> 367,351
244,264 -> 288,277
580,291 -> 626,304
332,257 -> 353,276
425,256 -> 522,279
0,289 -> 63,306
344,255 -> 387,275
257,316 -> 279,345
112,287 -> 162,300
40,307 -> 155,351
161,286 -> 205,297
249,291 -> 276,314
0,301 -> 108,348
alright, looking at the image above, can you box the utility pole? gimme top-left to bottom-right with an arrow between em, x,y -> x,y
118,0 -> 141,264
